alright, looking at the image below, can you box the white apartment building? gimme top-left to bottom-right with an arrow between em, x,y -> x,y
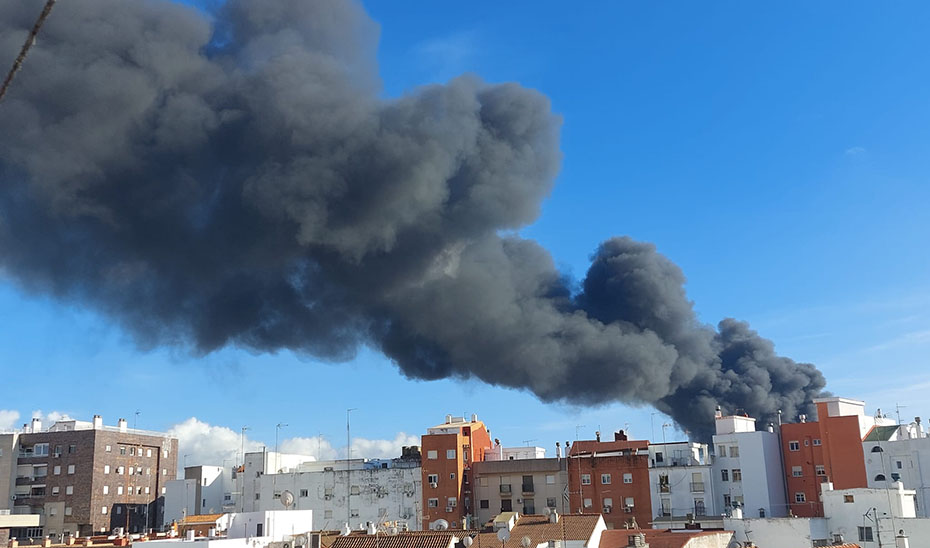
726,481 -> 930,548
647,441 -> 717,528
240,449 -> 422,531
863,418 -> 930,517
164,465 -> 237,526
711,413 -> 788,518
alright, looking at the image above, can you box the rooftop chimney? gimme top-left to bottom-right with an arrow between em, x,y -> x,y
626,533 -> 647,548
93,415 -> 103,429
715,405 -> 723,419
445,414 -> 453,424
799,414 -> 807,423
549,510 -> 559,524
556,442 -> 562,459
896,529 -> 910,548
31,417 -> 42,433
916,417 -> 923,438
118,418 -> 128,433
595,431 -> 601,443
471,413 -> 478,423
615,430 -> 628,442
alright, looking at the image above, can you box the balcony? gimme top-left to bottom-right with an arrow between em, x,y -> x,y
499,485 -> 512,496
690,482 -> 705,493
656,483 -> 670,494
521,484 -> 534,494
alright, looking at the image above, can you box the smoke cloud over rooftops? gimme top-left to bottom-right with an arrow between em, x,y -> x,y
0,0 -> 825,439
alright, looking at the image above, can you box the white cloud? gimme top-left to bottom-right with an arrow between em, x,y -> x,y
31,410 -> 73,423
0,410 -> 20,431
168,418 -> 421,474
845,146 -> 866,156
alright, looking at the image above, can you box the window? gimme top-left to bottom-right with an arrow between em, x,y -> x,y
789,441 -> 800,451
730,446 -> 739,457
546,474 -> 555,485
54,465 -> 61,475
892,473 -> 901,481
299,489 -> 308,497
101,507 -> 108,515
717,445 -> 726,457
480,499 -> 489,509
427,450 -> 438,460
105,445 -> 111,452
146,449 -> 152,457
51,486 -> 60,495
104,465 -> 110,474
721,469 -> 729,482
146,468 -> 151,475
655,452 -> 664,463
858,526 -> 874,542
501,499 -> 512,512
164,450 -> 169,458
54,445 -> 62,457
447,497 -> 457,508
67,444 -> 75,454
658,475 -> 670,493
500,484 -> 511,494
117,486 -> 123,495
324,510 -> 333,519
34,443 -> 49,456
428,498 -> 439,508
103,486 -> 109,495
49,507 -> 57,516
145,487 -> 150,494
623,473 -> 632,484
844,495 -> 854,503
813,439 -> 822,446
130,447 -> 135,456
871,446 -> 884,453
428,474 -> 439,484
792,466 -> 803,477
804,439 -> 810,446
120,446 -> 127,455
816,465 -> 826,476
547,497 -> 557,508
67,465 -> 75,475
65,486 -> 73,495
723,494 -> 731,508
897,461 -> 903,469
601,473 -> 611,484
161,487 -> 166,495
447,449 -> 456,459
732,469 -> 742,482
583,498 -> 592,508
603,497 -> 612,510
117,466 -> 124,474
163,469 -> 167,475
581,474 -> 591,485
795,492 -> 806,503
350,485 -> 360,495
350,509 -> 359,518
522,475 -> 534,492
624,497 -> 634,508
129,467 -> 134,475
64,507 -> 72,516
875,474 -> 887,481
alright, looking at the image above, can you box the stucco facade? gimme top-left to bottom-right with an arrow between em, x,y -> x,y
471,457 -> 568,525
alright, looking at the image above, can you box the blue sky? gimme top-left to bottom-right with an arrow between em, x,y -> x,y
2,0 -> 930,464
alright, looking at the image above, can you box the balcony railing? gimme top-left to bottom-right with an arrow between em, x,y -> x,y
500,485 -> 512,495
521,484 -> 534,494
690,482 -> 705,493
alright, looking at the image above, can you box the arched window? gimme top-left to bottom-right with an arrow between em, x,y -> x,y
874,474 -> 886,482
871,446 -> 884,453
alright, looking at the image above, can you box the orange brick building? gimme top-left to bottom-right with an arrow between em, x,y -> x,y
567,432 -> 651,529
420,415 -> 493,529
781,397 -> 885,517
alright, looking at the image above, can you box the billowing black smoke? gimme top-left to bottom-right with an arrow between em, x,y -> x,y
0,0 -> 825,439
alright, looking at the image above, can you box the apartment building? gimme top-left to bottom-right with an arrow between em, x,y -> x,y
863,418 -> 930,516
472,451 -> 568,525
420,415 -> 493,529
1,415 -> 178,538
711,412 -> 787,519
163,465 -> 238,526
781,397 -> 892,517
567,431 -> 651,529
236,447 -> 422,531
647,441 -> 716,527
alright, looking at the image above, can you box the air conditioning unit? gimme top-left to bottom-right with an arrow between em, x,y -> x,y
430,482 -> 438,488
603,506 -> 611,514
623,507 -> 633,513
445,507 -> 453,513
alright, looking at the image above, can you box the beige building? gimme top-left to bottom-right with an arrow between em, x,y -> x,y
472,457 -> 568,526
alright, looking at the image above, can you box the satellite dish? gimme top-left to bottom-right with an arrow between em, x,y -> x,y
389,527 -> 399,536
295,535 -> 308,547
463,538 -> 474,547
542,508 -> 551,517
432,519 -> 449,531
281,490 -> 295,509
497,529 -> 511,543
521,537 -> 531,548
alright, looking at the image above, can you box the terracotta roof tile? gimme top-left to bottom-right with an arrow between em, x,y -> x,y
472,514 -> 601,548
180,514 -> 224,524
600,529 -> 734,548
329,532 -> 455,548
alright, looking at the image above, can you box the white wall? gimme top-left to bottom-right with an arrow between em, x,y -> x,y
226,510 -> 313,541
164,479 -> 199,526
648,465 -> 716,522
864,437 -> 930,517
484,447 -> 546,461
723,517 -> 828,548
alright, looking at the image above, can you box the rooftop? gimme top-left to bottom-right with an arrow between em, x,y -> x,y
863,425 -> 900,442
473,514 -> 602,548
599,529 -> 734,548
569,440 -> 649,456
329,532 -> 456,548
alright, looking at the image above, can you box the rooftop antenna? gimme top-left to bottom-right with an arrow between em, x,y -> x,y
522,439 -> 537,447
896,404 -> 907,425
347,408 -> 357,528
0,0 -> 57,104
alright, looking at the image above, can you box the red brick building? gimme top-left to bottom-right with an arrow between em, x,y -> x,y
781,397 -> 881,517
420,415 -> 493,529
567,432 -> 651,529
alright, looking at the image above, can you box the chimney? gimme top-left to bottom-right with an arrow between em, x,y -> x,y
549,510 -> 559,524
615,430 -> 628,442
93,415 -> 103,429
799,414 -> 807,423
556,442 -> 562,459
626,533 -> 647,548
767,423 -> 774,433
714,405 -> 722,419
471,413 -> 478,423
31,418 -> 42,433
916,417 -> 923,438
118,418 -> 128,433
366,522 -> 376,535
896,529 -> 910,548
595,431 -> 601,443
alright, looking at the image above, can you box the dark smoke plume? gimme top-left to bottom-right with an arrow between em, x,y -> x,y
0,0 -> 825,439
